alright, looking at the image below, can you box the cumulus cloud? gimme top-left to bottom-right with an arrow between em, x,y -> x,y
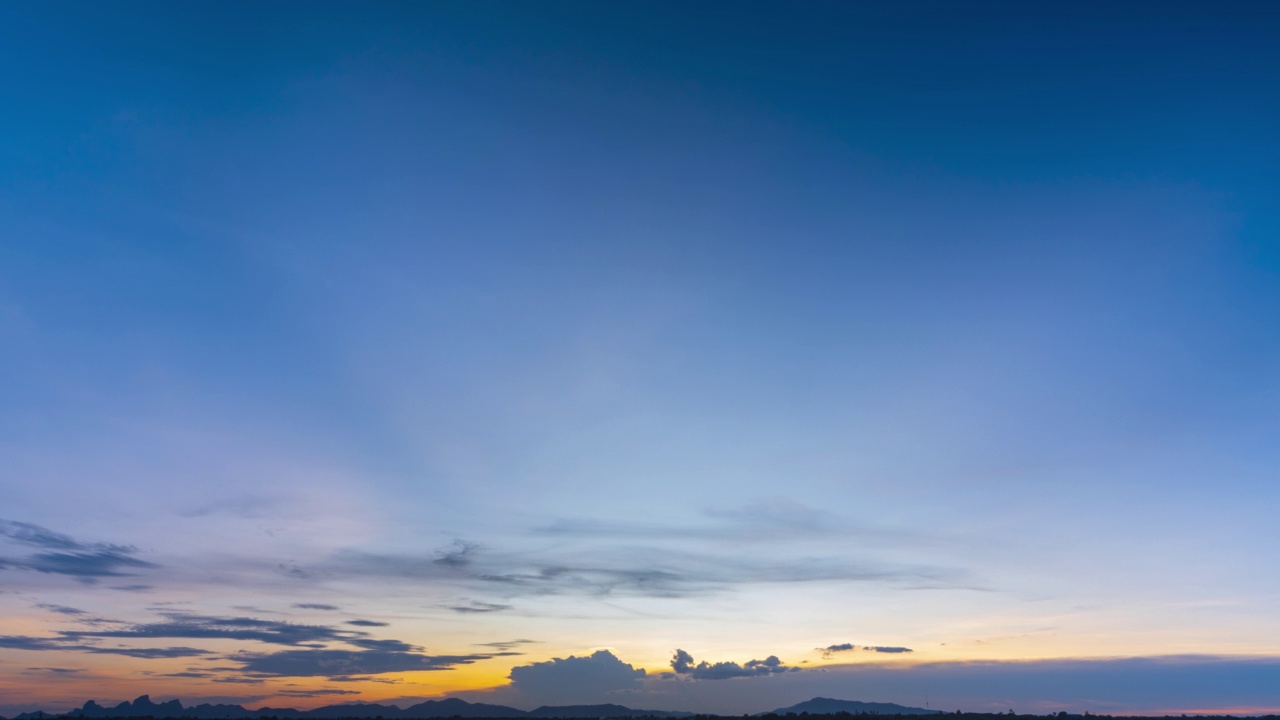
508,650 -> 646,704
668,649 -> 800,680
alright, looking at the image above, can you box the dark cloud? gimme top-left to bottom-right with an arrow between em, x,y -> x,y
24,667 -> 82,674
345,620 -> 390,627
450,601 -> 511,614
83,645 -> 213,659
35,604 -> 88,615
294,604 -> 341,611
817,643 -> 854,659
110,584 -> 153,592
771,656 -> 1280,715
0,633 -> 211,658
22,550 -> 156,579
0,521 -> 157,582
211,676 -> 267,685
62,613 -> 358,646
508,649 -> 646,703
233,649 -> 490,677
0,635 -> 66,651
348,638 -> 421,652
159,671 -> 215,678
669,649 -> 800,680
476,639 -> 539,651
327,675 -> 402,684
671,649 -> 694,674
276,689 -> 361,697
865,646 -> 913,653
0,520 -> 100,551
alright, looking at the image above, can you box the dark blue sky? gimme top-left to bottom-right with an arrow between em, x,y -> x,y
1,1 -> 1278,713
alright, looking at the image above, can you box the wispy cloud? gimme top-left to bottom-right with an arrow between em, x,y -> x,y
0,520 -> 157,582
61,613 -> 359,646
232,649 -> 492,677
449,601 -> 512,614
818,643 -> 913,659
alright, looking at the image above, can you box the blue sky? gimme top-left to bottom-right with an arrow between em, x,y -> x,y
2,1 -> 1279,715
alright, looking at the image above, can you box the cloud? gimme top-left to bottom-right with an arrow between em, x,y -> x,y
276,689 -> 362,697
323,537 -> 966,600
83,645 -> 213,658
233,649 -> 491,677
817,643 -> 913,659
508,650 -> 646,703
0,520 -> 104,551
211,676 -> 267,685
347,638 -> 421,652
327,675 -> 402,684
21,550 -> 156,578
0,633 -> 212,658
61,613 -> 359,646
668,649 -> 801,680
671,649 -> 695,674
0,635 -> 66,651
35,604 -> 88,616
535,502 -> 844,543
346,620 -> 390,627
435,540 -> 481,569
294,604 -> 341,611
0,520 -> 157,582
476,639 -> 539,651
450,601 -> 512,614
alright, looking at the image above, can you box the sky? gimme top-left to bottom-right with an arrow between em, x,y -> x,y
1,0 -> 1279,715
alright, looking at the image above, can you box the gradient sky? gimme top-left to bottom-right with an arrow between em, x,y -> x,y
2,1 -> 1279,715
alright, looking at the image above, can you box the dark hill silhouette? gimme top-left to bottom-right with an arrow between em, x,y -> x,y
299,704 -> 403,719
10,696 -> 687,720
401,700 -> 526,718
527,706 -> 689,718
763,698 -> 937,716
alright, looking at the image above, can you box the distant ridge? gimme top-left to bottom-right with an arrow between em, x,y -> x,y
7,695 -> 689,720
763,698 -> 938,716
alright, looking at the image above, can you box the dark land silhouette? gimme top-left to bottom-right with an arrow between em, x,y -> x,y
6,696 -> 1280,720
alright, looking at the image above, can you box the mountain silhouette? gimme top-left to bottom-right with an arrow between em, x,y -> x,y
527,706 -> 688,718
3,695 -> 949,720
8,696 -> 688,720
763,698 -> 937,716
